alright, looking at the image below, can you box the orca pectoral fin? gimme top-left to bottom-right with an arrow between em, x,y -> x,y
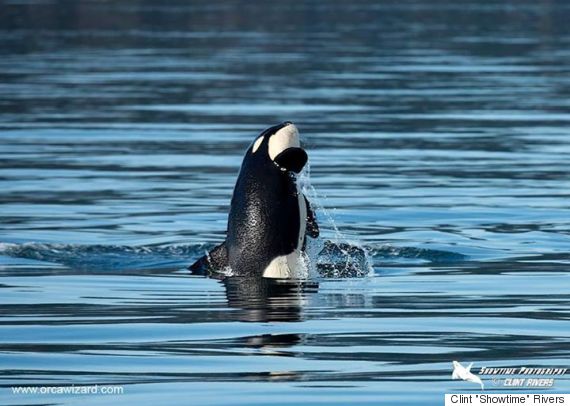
189,241 -> 228,276
304,196 -> 319,238
274,147 -> 308,173
188,255 -> 210,276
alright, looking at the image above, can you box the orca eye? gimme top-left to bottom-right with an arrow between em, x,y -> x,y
252,136 -> 264,153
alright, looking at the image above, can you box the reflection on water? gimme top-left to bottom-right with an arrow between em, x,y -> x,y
224,278 -> 317,323
1,0 -> 570,405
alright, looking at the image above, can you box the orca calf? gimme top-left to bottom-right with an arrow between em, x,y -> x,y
190,122 -> 319,278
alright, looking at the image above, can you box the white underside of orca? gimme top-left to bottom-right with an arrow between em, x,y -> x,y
268,124 -> 300,160
262,182 -> 307,278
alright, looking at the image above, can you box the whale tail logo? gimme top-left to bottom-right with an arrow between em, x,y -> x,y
452,361 -> 484,390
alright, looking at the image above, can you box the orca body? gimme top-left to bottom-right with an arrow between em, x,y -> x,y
190,122 -> 319,278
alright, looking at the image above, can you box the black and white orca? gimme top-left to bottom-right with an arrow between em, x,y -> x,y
190,121 -> 319,278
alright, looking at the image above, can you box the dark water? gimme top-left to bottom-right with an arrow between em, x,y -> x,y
1,1 -> 570,405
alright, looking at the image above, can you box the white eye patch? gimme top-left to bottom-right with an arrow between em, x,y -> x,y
268,124 -> 300,160
252,136 -> 264,153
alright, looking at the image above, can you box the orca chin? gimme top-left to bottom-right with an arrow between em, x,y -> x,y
274,147 -> 308,173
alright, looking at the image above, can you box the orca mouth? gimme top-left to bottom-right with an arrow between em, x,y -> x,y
274,147 -> 308,173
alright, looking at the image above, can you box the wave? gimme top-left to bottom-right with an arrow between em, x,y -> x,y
0,242 -> 206,272
0,241 -> 467,276
368,244 -> 468,263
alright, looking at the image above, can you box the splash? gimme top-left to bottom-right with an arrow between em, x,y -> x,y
298,161 -> 374,278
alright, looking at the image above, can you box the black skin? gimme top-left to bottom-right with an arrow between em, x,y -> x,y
190,122 -> 319,277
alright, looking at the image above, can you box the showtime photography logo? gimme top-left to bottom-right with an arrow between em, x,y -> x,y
452,361 -> 568,390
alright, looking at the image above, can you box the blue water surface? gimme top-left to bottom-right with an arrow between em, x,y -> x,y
1,1 -> 570,405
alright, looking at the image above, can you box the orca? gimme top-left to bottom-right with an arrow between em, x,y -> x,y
190,122 -> 319,278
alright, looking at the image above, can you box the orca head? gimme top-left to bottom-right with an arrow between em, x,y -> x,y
249,122 -> 308,173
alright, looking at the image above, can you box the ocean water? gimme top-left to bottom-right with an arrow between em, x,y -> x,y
1,1 -> 570,405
